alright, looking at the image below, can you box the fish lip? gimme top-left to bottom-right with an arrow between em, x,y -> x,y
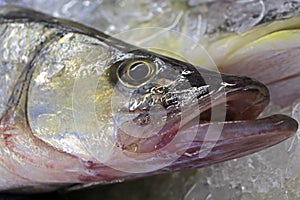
163,114 -> 298,172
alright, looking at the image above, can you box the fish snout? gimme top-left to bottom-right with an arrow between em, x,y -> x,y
219,75 -> 270,121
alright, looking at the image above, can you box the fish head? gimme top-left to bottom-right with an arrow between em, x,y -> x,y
0,6 -> 298,187
23,30 -> 297,176
86,48 -> 297,173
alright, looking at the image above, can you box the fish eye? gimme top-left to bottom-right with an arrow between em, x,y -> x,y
117,60 -> 156,88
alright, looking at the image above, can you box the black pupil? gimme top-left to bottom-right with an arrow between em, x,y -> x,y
128,62 -> 149,81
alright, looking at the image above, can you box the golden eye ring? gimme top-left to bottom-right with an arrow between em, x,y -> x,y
117,59 -> 157,88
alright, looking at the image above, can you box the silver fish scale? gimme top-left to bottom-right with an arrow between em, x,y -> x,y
0,22 -> 57,117
27,32 -> 114,160
0,21 -> 64,189
0,17 -> 117,190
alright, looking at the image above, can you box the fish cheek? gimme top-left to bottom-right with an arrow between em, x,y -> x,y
26,32 -> 121,161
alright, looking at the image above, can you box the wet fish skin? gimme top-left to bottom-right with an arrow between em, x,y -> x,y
0,6 -> 297,192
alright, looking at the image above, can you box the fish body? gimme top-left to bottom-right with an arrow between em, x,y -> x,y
0,6 -> 298,192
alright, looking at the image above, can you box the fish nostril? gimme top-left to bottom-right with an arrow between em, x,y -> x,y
133,112 -> 151,126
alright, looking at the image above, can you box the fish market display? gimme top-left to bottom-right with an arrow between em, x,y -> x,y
0,6 -> 297,193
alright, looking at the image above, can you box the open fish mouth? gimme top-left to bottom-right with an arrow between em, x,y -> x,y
115,55 -> 298,172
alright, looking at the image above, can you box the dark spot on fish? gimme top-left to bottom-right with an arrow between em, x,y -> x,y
133,112 -> 151,126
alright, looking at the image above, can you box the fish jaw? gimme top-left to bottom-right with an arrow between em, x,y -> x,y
111,59 -> 298,174
116,61 -> 271,153
162,114 -> 298,172
114,102 -> 297,174
76,114 -> 298,184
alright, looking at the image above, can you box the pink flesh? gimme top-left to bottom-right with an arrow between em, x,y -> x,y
220,48 -> 300,106
268,75 -> 300,105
